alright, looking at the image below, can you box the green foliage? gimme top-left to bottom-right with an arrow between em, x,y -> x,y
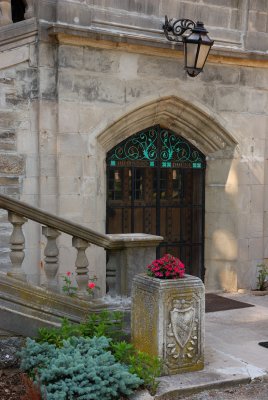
20,338 -> 57,377
80,310 -> 124,340
37,311 -> 124,347
34,310 -> 162,395
111,341 -> 162,395
62,273 -> 78,297
20,336 -> 142,400
256,263 -> 268,291
37,318 -> 80,347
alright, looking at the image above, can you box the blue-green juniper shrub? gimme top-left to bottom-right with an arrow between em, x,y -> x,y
20,336 -> 143,400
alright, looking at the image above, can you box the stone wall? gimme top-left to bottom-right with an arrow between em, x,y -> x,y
0,0 -> 268,291
50,40 -> 268,291
0,43 -> 39,275
53,0 -> 268,51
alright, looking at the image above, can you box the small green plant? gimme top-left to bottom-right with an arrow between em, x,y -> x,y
20,336 -> 143,400
37,318 -> 80,347
37,311 -> 124,346
111,341 -> 162,395
256,263 -> 268,291
62,272 -> 77,297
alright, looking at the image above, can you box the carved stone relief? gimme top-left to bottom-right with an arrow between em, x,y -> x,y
166,298 -> 199,367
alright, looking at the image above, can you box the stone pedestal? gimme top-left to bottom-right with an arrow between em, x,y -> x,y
106,233 -> 163,296
131,274 -> 205,375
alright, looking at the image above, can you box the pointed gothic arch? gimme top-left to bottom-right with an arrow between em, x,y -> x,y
98,95 -> 237,155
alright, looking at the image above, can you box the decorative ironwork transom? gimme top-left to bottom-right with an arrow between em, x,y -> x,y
107,126 -> 205,169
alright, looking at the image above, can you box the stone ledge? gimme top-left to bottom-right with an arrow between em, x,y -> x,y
0,18 -> 37,51
48,22 -> 268,69
107,233 -> 163,248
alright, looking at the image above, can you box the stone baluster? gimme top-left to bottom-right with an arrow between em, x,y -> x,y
24,0 -> 34,19
72,237 -> 90,298
8,211 -> 27,281
42,226 -> 61,292
0,0 -> 12,26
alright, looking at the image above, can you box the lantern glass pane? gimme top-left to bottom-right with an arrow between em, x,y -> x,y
196,45 -> 210,68
185,43 -> 198,68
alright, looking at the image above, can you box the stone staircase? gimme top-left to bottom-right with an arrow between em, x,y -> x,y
0,194 -> 162,337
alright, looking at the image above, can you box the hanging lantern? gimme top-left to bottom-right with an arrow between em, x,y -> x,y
163,16 -> 214,77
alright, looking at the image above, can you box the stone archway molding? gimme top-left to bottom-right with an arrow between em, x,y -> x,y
98,96 -> 238,156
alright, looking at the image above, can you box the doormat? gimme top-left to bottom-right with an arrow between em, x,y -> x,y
206,293 -> 254,313
258,342 -> 268,349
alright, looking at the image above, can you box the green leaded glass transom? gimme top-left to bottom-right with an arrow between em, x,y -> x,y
107,125 -> 205,169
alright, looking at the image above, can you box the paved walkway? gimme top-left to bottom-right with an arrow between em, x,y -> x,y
131,292 -> 268,399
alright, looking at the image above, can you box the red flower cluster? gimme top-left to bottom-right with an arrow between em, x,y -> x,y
147,254 -> 185,279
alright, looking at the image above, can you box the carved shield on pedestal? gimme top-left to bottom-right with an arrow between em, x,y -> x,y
170,306 -> 195,348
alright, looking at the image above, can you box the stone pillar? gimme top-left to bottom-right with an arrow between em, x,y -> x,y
0,0 -> 12,26
72,237 -> 89,298
42,226 -> 61,292
132,274 -> 205,375
7,212 -> 27,281
107,234 -> 163,297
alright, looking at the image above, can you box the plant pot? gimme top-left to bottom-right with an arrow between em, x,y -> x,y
131,273 -> 205,375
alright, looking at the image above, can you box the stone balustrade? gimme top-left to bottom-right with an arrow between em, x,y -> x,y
0,0 -> 34,27
0,194 -> 163,299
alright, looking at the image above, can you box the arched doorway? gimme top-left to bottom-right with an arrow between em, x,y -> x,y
106,125 -> 206,279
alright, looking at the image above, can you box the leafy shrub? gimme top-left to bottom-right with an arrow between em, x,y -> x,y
34,311 -> 162,395
20,336 -> 142,400
111,341 -> 162,394
37,311 -> 124,347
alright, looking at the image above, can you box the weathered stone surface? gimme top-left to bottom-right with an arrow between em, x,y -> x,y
0,337 -> 25,368
106,234 -> 163,296
132,274 -> 205,375
83,49 -> 120,73
59,45 -> 83,69
0,154 -> 25,175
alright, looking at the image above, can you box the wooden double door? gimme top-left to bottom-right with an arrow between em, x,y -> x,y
106,126 -> 205,279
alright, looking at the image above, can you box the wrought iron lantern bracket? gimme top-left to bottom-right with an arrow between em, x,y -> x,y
163,16 -> 195,43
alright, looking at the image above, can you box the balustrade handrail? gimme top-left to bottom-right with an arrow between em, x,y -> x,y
0,194 -> 163,296
0,194 -> 163,250
0,194 -> 113,249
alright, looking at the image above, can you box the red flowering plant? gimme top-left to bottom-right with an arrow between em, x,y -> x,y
147,254 -> 185,279
87,275 -> 100,298
62,272 -> 100,298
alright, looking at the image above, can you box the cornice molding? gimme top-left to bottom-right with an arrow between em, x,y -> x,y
48,23 -> 268,69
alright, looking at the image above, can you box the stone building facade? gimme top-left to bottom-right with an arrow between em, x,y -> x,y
0,0 -> 268,292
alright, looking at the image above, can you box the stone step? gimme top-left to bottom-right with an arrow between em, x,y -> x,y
0,271 -> 120,337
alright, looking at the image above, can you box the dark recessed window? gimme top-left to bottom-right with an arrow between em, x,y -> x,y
11,0 -> 25,23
